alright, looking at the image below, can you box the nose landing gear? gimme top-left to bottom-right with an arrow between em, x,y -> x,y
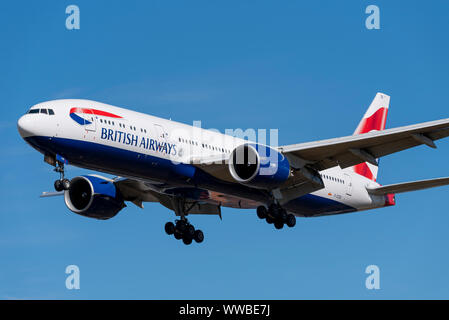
53,162 -> 70,192
256,205 -> 296,230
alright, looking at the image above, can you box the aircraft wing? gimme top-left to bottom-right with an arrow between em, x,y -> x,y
279,118 -> 449,171
366,177 -> 449,195
191,118 -> 449,193
189,153 -> 235,183
39,176 -> 225,215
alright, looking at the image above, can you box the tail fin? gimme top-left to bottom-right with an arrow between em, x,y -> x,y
352,92 -> 390,181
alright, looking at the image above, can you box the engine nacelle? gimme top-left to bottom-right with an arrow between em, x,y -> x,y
64,175 -> 125,220
229,143 -> 290,189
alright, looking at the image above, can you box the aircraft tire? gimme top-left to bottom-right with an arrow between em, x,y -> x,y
182,235 -> 193,245
176,220 -> 187,233
185,224 -> 195,237
165,222 -> 175,235
54,180 -> 63,192
279,208 -> 287,222
274,220 -> 284,230
286,214 -> 296,228
62,179 -> 71,190
257,206 -> 268,219
174,230 -> 183,240
194,230 -> 204,243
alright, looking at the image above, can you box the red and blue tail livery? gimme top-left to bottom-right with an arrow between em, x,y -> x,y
352,93 -> 390,181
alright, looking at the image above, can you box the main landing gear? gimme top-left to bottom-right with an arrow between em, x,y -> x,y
164,218 -> 204,245
53,162 -> 70,192
165,196 -> 205,245
256,204 -> 296,230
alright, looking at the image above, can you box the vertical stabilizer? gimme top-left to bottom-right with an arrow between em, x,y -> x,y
352,93 -> 390,181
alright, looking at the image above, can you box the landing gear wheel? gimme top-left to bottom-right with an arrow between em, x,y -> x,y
54,180 -> 63,192
278,209 -> 287,222
62,179 -> 71,190
174,230 -> 183,240
175,220 -> 187,233
274,220 -> 284,230
194,230 -> 204,243
256,206 -> 268,219
165,222 -> 175,235
268,204 -> 278,217
286,214 -> 296,228
266,216 -> 274,224
185,224 -> 195,237
182,235 -> 193,245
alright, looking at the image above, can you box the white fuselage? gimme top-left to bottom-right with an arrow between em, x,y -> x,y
17,99 -> 393,217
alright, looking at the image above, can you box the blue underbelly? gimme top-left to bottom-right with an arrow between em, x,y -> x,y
25,136 -> 356,217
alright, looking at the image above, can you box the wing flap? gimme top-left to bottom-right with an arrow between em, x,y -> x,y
367,177 -> 449,195
114,178 -> 224,215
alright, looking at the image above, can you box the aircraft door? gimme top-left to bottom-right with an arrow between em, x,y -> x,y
344,173 -> 353,196
154,123 -> 168,141
84,109 -> 96,132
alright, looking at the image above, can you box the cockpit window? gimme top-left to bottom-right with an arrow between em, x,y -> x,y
27,108 -> 55,115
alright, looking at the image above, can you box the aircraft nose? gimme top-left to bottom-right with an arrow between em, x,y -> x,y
17,115 -> 35,138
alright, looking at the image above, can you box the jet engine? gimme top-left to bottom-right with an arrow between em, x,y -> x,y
228,143 -> 290,189
64,175 -> 125,220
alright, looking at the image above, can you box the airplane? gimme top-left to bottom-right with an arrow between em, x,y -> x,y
17,93 -> 449,245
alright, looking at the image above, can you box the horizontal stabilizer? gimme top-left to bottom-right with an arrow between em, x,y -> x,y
367,177 -> 449,195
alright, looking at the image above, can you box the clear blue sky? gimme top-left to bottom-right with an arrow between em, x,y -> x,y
1,0 -> 448,299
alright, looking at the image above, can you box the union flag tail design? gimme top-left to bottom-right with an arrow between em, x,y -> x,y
352,92 -> 390,181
